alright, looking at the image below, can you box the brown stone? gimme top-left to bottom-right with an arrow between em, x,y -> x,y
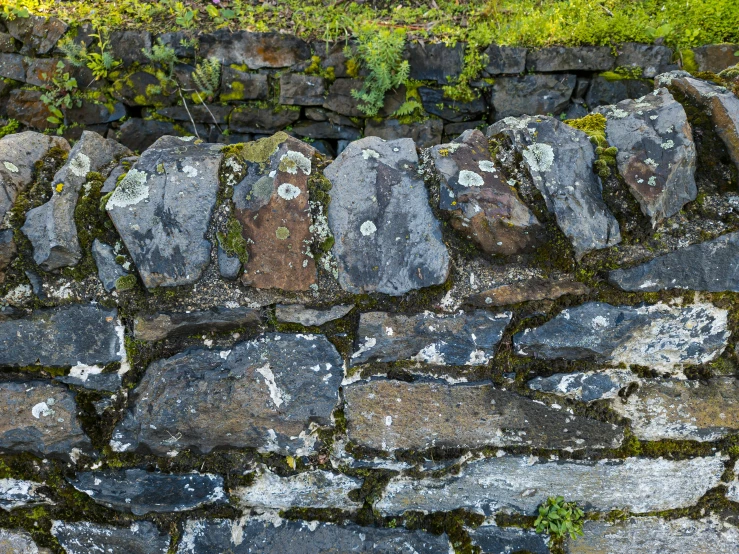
692,44 -> 739,73
134,307 -> 261,341
322,79 -> 364,117
465,277 -> 590,307
5,89 -> 53,130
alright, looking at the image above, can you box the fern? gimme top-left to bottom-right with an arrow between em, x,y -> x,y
57,36 -> 87,67
393,99 -> 422,117
192,57 -> 221,101
142,39 -> 177,77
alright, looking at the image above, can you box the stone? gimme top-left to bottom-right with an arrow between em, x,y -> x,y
0,230 -> 14,283
51,521 -> 170,554
468,525 -> 549,554
157,31 -> 196,58
219,66 -> 269,102
0,32 -> 15,53
444,120 -> 485,137
491,74 -> 576,120
488,115 -> 621,258
0,529 -> 46,554
465,278 -> 590,307
419,86 -> 487,122
55,369 -> 122,393
5,90 -> 53,130
351,310 -> 511,366
134,307 -> 260,341
325,136 -> 450,295
111,333 -> 343,456
279,73 -> 326,105
0,53 -> 27,81
91,239 -> 128,292
692,44 -> 739,73
22,131 -> 130,271
608,231 -> 739,292
430,129 -> 542,255
105,136 -> 221,288
365,118 -> 443,148
229,105 -> 301,134
217,245 -> 241,280
275,304 -> 353,327
176,517 -> 451,554
595,89 -> 697,225
528,369 -> 637,402
69,470 -> 225,515
344,379 -> 623,452
406,41 -> 465,84
526,46 -> 615,72
514,302 -> 730,373
232,135 -> 318,290
292,121 -> 362,141
200,31 -> 310,69
313,40 -> 354,78
5,15 -> 66,55
112,118 -> 179,151
112,70 -> 177,107
0,479 -> 49,511
729,462 -> 739,503
64,97 -> 126,125
0,380 -> 91,459
322,78 -> 364,117
584,76 -> 652,109
482,44 -> 527,75
236,470 -> 362,510
153,104 -> 234,124
376,454 -> 725,516
566,517 -> 739,554
615,43 -> 676,78
109,30 -> 151,66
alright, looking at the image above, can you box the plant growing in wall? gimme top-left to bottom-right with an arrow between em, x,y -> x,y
39,61 -> 82,132
192,57 -> 221,103
58,30 -> 121,83
534,496 -> 585,547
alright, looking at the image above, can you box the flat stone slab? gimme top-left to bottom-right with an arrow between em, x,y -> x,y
133,306 -> 260,341
344,380 -> 623,452
68,470 -> 225,515
468,525 -> 549,554
275,304 -> 353,327
465,278 -> 590,308
528,369 -> 637,402
376,454 -> 725,516
200,31 -> 310,69
351,310 -> 511,366
514,302 -> 729,373
0,478 -> 49,511
325,136 -> 450,295
177,518 -> 451,554
51,521 -> 170,554
111,333 -> 343,456
0,529 -> 47,554
91,239 -> 128,292
491,74 -> 576,120
526,46 -> 615,72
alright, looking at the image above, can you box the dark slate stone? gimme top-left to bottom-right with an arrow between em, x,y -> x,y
5,15 -> 67,55
468,525 -> 550,554
52,521 -> 170,554
322,78 -> 364,117
526,46 -> 615,72
0,32 -> 15,53
564,101 -> 588,120
405,41 -> 465,84
200,31 -> 310,69
24,57 -> 66,87
217,245 -> 241,280
68,470 -> 225,515
292,121 -> 361,141
419,86 -> 487,122
64,97 -> 126,125
0,478 -> 50,511
692,44 -> 739,73
151,104 -> 233,124
574,77 -> 590,99
229,105 -> 301,134
584,76 -> 652,109
364,118 -> 443,148
91,239 -> 128,292
5,89 -> 53,130
134,307 -> 260,341
491,74 -> 576,120
0,53 -> 27,81
220,66 -> 268,102
529,370 -> 633,402
110,333 -> 343,456
279,73 -> 326,105
275,304 -> 354,327
616,43 -> 676,78
312,40 -> 354,78
157,32 -> 195,58
112,70 -> 177,107
109,30 -> 151,66
482,44 -> 527,75
111,118 -> 179,152
443,120 -> 484,137
55,371 -> 122,393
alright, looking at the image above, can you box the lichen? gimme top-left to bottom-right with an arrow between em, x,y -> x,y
106,169 -> 149,209
217,218 -> 249,264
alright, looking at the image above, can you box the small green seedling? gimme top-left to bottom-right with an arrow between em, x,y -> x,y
534,495 -> 585,545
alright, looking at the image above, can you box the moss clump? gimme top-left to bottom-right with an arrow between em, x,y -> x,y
0,119 -> 19,139
599,66 -> 644,81
681,48 -> 699,72
217,218 -> 249,264
240,132 -> 289,165
564,113 -> 618,178
114,274 -> 137,291
220,80 -> 246,102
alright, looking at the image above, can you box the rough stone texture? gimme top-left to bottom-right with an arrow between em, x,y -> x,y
51,521 -> 170,554
406,42 -> 465,84
106,136 -> 222,288
0,479 -> 49,511
217,245 -> 241,280
596,88 -> 697,225
488,115 -> 621,258
69,470 -> 225,515
220,66 -> 269,102
351,310 -> 511,366
5,90 -> 53,130
134,307 -> 260,341
514,302 -> 730,373
492,74 -> 576,120
109,31 -> 151,66
419,86 -> 487,123
430,129 -> 542,255
325,136 -> 450,295
729,461 -> 739,503
152,104 -> 234,125
275,304 -> 353,327
376,455 -> 725,516
200,31 -> 310,69
469,525 -> 549,554
111,118 -> 180,152
323,78 -> 365,117
616,43 -> 676,78
344,379 -> 623,452
365,118 -> 443,148
0,381 -> 91,459
0,33 -> 15,54
23,131 -> 130,271
64,97 -> 126,126
91,239 -> 128,292
233,135 -> 318,290
528,369 -> 637,402
55,369 -> 122,393
0,529 -> 46,554
584,76 -> 652,109
177,518 -> 451,554
279,73 -> 326,105
526,47 -> 615,72
0,229 -> 14,283
293,120 -> 361,141
0,53 -> 27,81
112,71 -> 177,107
6,15 -> 67,55
692,44 -> 739,73
566,517 -> 739,554
482,45 -> 527,75
229,105 -> 301,134
465,278 -> 590,308
111,333 -> 343,456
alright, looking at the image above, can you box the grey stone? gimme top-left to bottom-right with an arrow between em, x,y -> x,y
275,304 -> 353,327
692,44 -> 739,73
22,131 -> 130,271
91,239 -> 128,292
365,118 -> 443,148
728,461 -> 739,503
157,32 -> 195,58
5,15 -> 67,55
526,46 -> 614,72
111,70 -> 177,107
0,53 -> 27,81
514,301 -> 729,373
351,310 -> 511,366
111,333 -> 343,456
469,525 -> 549,554
292,120 -> 361,141
345,379 -> 623,452
322,78 -> 364,117
488,115 -> 621,258
325,136 -> 450,295
406,42 -> 465,84
584,76 -> 652,109
51,521 -> 170,554
153,104 -> 234,124
229,105 -> 301,134
217,245 -> 241,280
279,73 -> 326,105
419,86 -> 487,122
64,97 -> 127,125
134,306 -> 260,341
109,30 -> 151,66
220,66 -> 268,102
528,369 -> 637,402
444,120 -> 485,137
491,74 -> 576,120
111,118 -> 180,152
0,529 -> 46,554
482,45 -> 527,75
102,158 -> 136,193
105,136 -> 221,288
377,454 -> 726,516
55,371 -> 122,393
596,89 -> 697,225
69,470 -> 225,515
564,101 -> 588,120
200,31 -> 310,69
0,479 -> 49,511
616,43 -> 676,78
0,33 -> 15,53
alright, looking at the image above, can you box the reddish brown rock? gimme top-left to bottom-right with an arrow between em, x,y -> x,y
465,277 -> 590,307
5,89 -> 53,130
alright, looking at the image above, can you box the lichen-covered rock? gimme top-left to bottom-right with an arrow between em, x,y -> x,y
134,307 -> 260,341
51,521 -> 170,554
595,89 -> 697,225
5,15 -> 67,55
325,136 -> 450,295
0,529 -> 47,554
526,46 -> 615,72
469,525 -> 549,554
200,31 -> 310,69
69,470 -> 225,515
91,239 -> 128,292
111,333 -> 343,456
528,369 -> 638,402
275,304 -> 353,327
465,278 -> 590,307
55,366 -> 122,393
0,479 -> 49,511
344,379 -> 623,452
106,136 -> 222,288
488,115 -> 621,258
350,310 -> 511,366
491,74 -> 576,120
430,129 -> 542,255
514,302 -> 729,373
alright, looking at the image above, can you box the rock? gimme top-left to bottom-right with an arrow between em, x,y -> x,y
0,479 -> 49,511
526,47 -> 614,72
564,101 -> 589,120
615,43 -> 676,78
406,42 -> 465,84
692,44 -> 739,73
444,120 -> 485,137
112,70 -> 177,107
5,15 -> 67,55
292,120 -> 361,141
344,379 -> 623,452
491,74 -> 576,120
22,131 -> 130,271
64,97 -> 126,126
0,380 -> 91,459
229,105 -> 301,134
0,529 -> 46,554
376,454 -> 725,516
176,517 -> 451,554
111,333 -> 343,456
488,115 -> 621,258
482,45 -> 527,75
351,310 -> 511,366
0,53 -> 27,81
69,470 -> 225,515
109,30 -> 151,66
0,230 -> 14,282
157,31 -> 195,58
514,302 -> 729,373
469,525 -> 549,554
105,136 -> 221,288
419,86 -> 487,122
55,368 -> 122,393
153,104 -> 234,124
236,470 -> 362,510
608,231 -> 739,292
365,118 -> 443,148
729,462 -> 739,502
91,239 -> 128,292
595,89 -> 697,225
51,521 -> 170,554
0,32 -> 15,53
217,245 -> 241,280
528,369 -> 637,402
5,90 -> 54,130
322,78 -> 364,117
279,73 -> 326,105
584,76 -> 652,109
565,517 -> 739,554
134,307 -> 260,341
430,128 -> 542,255
275,304 -> 353,327
220,66 -> 268,102
200,31 -> 310,69
0,304 -> 124,367
465,278 -> 590,307
111,118 -> 180,152
325,136 -> 450,295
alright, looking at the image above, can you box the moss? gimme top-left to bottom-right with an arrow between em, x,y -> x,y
599,66 -> 644,81
239,132 -> 289,165
114,274 -> 137,291
564,113 -> 617,178
681,48 -> 699,72
219,80 -> 246,102
216,217 -> 249,264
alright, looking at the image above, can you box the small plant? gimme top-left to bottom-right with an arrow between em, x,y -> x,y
58,30 -> 121,82
142,38 -> 178,78
192,57 -> 221,102
0,119 -> 19,139
39,61 -> 82,130
534,496 -> 585,546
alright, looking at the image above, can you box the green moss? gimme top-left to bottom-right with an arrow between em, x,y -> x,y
681,48 -> 699,72
599,66 -> 644,81
114,274 -> 137,291
240,132 -> 289,165
217,217 -> 249,264
564,113 -> 618,178
0,118 -> 20,139
220,80 -> 246,102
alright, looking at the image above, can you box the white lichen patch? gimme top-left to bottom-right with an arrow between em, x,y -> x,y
661,139 -> 675,149
107,169 -> 149,209
277,183 -> 302,200
69,152 -> 91,177
182,165 -> 198,177
648,176 -> 657,187
352,337 -> 377,359
279,151 -> 311,175
68,363 -> 104,381
2,161 -> 18,173
412,343 -> 446,365
362,148 -> 380,160
31,402 -> 53,419
256,363 -> 290,408
522,143 -> 554,173
360,220 -> 377,236
458,170 -> 484,187
478,160 -> 496,173
609,108 -> 629,119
